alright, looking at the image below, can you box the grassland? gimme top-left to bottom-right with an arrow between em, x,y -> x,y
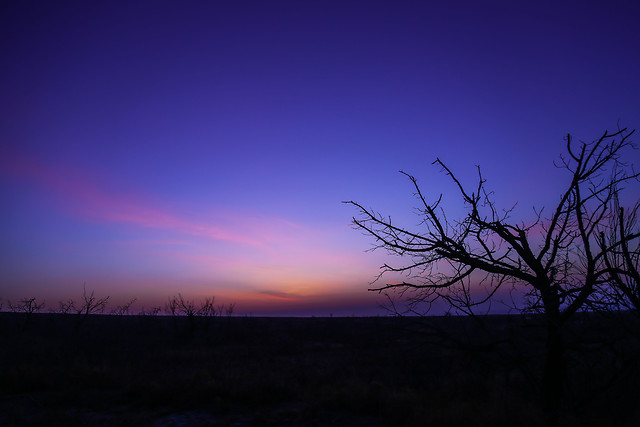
1,312 -> 639,426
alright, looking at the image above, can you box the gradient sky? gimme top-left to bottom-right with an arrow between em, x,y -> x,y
1,0 -> 639,316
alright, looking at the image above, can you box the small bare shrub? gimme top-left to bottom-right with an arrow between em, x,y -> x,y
57,298 -> 76,314
139,306 -> 161,316
165,296 -> 179,317
9,297 -> 45,315
112,298 -> 137,316
198,296 -> 216,317
225,303 -> 236,317
7,297 -> 45,328
75,284 -> 110,330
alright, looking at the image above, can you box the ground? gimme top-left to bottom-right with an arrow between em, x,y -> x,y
1,312 -> 639,426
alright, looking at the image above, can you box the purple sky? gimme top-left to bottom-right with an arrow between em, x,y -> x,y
1,1 -> 639,316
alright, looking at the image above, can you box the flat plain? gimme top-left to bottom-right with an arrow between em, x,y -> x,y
1,312 -> 639,426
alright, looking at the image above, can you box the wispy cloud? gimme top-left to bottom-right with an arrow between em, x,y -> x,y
108,239 -> 193,247
1,148 -> 382,310
255,289 -> 301,301
0,149 -> 279,246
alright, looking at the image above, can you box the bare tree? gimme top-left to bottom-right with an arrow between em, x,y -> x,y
77,284 -> 110,315
345,128 -> 639,416
165,295 -> 179,317
140,306 -> 161,316
8,297 -> 45,313
166,294 -> 217,334
111,298 -> 138,316
174,293 -> 197,318
595,198 -> 640,313
138,305 -> 161,323
8,297 -> 45,317
166,294 -> 219,318
75,284 -> 110,329
57,298 -> 76,314
197,296 -> 216,317
225,302 -> 236,317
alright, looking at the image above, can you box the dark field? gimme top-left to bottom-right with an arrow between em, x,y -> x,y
1,312 -> 639,426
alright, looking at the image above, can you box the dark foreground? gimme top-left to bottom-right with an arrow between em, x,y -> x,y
1,312 -> 639,426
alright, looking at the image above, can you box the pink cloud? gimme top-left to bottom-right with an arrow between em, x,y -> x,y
0,149 -> 272,246
255,289 -> 301,301
108,239 -> 192,247
1,148 -> 385,312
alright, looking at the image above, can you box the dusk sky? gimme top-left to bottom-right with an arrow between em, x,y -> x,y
2,1 -> 639,316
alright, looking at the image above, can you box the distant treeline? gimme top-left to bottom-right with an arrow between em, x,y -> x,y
0,286 -> 235,318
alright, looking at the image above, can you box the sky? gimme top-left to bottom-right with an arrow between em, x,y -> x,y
1,0 -> 639,316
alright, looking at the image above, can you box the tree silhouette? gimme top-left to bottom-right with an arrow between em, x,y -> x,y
8,297 -> 45,316
596,197 -> 640,313
345,128 -> 639,417
8,297 -> 45,328
74,284 -> 110,331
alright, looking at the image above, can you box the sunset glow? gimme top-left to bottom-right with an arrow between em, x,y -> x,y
2,1 -> 639,315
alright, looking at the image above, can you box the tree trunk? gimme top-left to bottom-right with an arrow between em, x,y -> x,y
542,289 -> 565,425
